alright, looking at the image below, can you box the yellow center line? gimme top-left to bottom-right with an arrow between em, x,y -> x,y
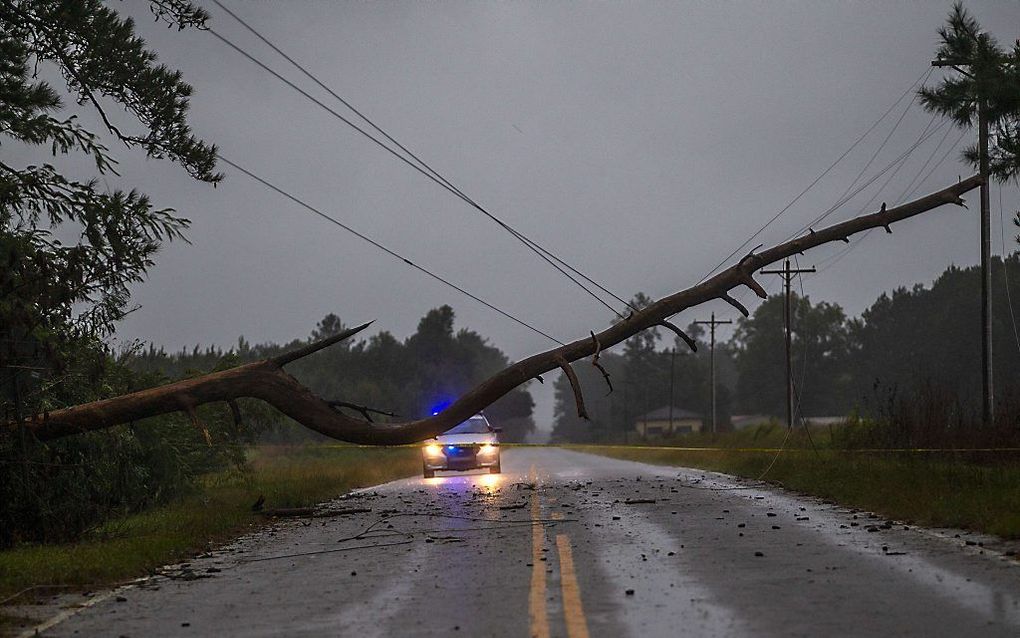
529,464 -> 550,638
556,534 -> 591,638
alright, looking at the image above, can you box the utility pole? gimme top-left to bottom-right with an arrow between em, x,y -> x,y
668,347 -> 675,434
693,312 -> 732,434
932,55 -> 993,425
761,259 -> 815,429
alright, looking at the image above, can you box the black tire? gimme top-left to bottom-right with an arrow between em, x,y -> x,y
489,461 -> 501,474
423,464 -> 435,479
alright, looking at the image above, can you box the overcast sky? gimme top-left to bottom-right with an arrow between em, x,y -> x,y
26,1 -> 1020,436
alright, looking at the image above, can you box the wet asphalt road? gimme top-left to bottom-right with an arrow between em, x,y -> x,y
40,447 -> 1020,637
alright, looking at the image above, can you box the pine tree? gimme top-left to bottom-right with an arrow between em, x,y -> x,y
1,0 -> 219,411
919,3 -> 1020,182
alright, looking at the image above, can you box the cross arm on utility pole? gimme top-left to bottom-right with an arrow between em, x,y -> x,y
693,312 -> 733,435
931,57 -> 975,77
761,259 -> 816,429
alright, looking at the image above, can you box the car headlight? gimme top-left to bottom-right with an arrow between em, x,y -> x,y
424,444 -> 443,456
478,444 -> 497,455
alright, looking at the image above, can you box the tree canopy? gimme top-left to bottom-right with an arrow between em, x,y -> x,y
0,0 -> 222,546
920,3 -> 1020,182
1,0 -> 219,416
552,257 -> 1020,442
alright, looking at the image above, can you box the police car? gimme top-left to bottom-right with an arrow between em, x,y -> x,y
421,414 -> 501,478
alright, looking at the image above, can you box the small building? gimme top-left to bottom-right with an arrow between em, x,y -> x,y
634,406 -> 703,438
730,414 -> 776,431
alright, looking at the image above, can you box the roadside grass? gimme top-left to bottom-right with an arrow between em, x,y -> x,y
576,441 -> 1020,540
0,445 -> 419,603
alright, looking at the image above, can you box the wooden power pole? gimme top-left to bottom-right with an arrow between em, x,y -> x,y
931,56 -> 993,425
668,347 -> 675,433
761,260 -> 815,429
693,312 -> 731,434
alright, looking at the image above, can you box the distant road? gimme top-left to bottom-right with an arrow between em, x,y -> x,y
43,448 -> 1020,637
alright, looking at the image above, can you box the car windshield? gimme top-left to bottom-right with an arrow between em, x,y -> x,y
443,417 -> 490,435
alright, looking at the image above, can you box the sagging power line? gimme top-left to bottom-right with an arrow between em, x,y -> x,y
208,1 -> 632,318
697,67 -> 935,286
216,154 -> 564,345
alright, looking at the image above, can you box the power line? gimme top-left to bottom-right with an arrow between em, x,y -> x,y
849,114 -> 942,214
695,102 -> 948,323
216,154 -> 563,345
894,124 -> 954,204
907,128 -> 969,200
207,3 -> 630,317
831,69 -> 934,208
813,126 -> 968,276
999,183 -> 1020,354
696,67 -> 934,285
787,113 -> 945,242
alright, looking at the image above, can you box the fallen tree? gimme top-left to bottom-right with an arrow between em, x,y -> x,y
3,174 -> 982,445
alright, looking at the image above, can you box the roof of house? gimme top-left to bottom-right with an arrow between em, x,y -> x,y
635,406 -> 701,422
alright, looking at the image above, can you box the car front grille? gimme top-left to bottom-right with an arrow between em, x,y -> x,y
444,445 -> 477,458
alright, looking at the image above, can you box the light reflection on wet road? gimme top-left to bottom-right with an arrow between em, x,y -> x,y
39,448 -> 1020,637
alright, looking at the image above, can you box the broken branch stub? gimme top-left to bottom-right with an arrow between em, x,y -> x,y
557,355 -> 589,420
589,331 -> 613,395
658,321 -> 698,352
3,175 -> 983,445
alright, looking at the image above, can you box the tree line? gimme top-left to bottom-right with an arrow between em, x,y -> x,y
552,255 -> 1020,442
0,304 -> 535,545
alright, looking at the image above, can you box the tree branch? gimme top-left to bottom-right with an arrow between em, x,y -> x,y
556,356 -> 589,420
658,321 -> 698,352
589,331 -> 613,395
3,175 -> 983,444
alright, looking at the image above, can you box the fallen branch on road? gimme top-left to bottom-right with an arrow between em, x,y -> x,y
3,175 -> 983,444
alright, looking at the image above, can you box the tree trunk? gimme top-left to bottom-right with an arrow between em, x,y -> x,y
3,175 -> 982,445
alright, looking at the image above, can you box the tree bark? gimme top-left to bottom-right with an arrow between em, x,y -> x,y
3,175 -> 982,445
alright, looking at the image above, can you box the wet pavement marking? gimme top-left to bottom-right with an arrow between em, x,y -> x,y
529,464 -> 550,638
555,534 -> 591,638
17,580 -> 141,638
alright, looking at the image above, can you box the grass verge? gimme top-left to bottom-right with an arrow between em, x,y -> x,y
0,445 -> 419,603
576,443 -> 1020,539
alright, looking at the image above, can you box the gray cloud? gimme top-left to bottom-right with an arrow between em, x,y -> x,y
25,1 -> 1019,432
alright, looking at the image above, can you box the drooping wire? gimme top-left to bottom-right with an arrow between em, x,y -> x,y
709,97 -> 946,325
786,112 -> 945,243
830,69 -> 934,209
216,154 -> 564,345
790,254 -> 820,455
696,67 -> 934,285
207,4 -> 630,317
998,183 -> 1020,354
209,0 -> 629,313
850,114 -> 942,213
814,126 -> 968,276
893,124 -> 954,204
686,96 -> 947,325
907,128 -> 970,199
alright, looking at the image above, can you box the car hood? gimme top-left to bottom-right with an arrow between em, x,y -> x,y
429,432 -> 498,446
